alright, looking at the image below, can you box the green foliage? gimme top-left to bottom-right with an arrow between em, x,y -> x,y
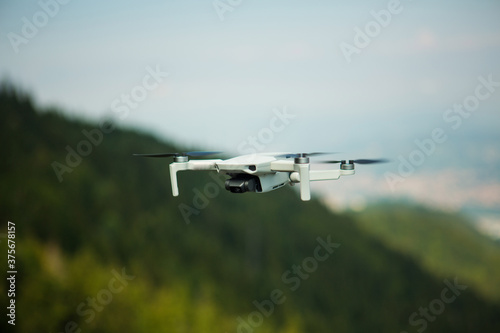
1,84 -> 500,332
352,203 -> 500,301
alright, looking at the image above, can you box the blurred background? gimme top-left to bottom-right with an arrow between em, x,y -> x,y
1,0 -> 499,332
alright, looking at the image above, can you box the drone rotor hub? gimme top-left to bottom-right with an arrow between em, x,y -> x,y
174,155 -> 189,163
340,160 -> 355,170
294,156 -> 310,164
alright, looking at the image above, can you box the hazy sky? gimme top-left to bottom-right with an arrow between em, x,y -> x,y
1,0 -> 500,221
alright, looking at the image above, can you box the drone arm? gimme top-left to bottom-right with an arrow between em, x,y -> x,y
169,159 -> 222,196
289,169 -> 354,200
309,170 -> 341,181
290,169 -> 354,182
270,160 -> 295,172
187,159 -> 222,171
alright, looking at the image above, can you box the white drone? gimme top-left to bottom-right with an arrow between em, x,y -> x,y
133,152 -> 386,201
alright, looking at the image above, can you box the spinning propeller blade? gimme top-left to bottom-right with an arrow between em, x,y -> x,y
322,159 -> 389,165
133,151 -> 222,158
277,152 -> 336,158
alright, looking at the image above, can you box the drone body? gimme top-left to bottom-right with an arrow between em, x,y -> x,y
134,151 -> 386,201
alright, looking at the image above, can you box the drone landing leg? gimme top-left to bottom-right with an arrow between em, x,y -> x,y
169,163 -> 180,196
297,164 -> 311,201
169,162 -> 190,196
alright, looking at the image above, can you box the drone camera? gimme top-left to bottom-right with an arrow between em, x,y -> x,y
225,175 -> 261,193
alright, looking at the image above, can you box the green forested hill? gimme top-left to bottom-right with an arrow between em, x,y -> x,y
352,204 -> 500,302
1,85 -> 500,332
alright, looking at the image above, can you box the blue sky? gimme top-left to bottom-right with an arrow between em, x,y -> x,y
1,0 -> 500,227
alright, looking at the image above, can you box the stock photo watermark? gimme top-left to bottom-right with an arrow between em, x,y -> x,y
236,235 -> 340,333
51,65 -> 168,183
340,0 -> 412,64
5,222 -> 16,326
213,0 -> 244,21
7,0 -> 73,54
57,267 -> 135,333
178,106 -> 296,224
237,106 -> 296,157
177,172 -> 226,224
401,277 -> 467,333
110,65 -> 168,120
385,74 -> 499,191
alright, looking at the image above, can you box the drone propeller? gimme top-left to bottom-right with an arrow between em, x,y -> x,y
133,151 -> 222,158
322,159 -> 389,165
276,152 -> 335,159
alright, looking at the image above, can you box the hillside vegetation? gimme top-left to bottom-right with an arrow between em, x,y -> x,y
352,204 -> 500,302
1,85 -> 499,332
